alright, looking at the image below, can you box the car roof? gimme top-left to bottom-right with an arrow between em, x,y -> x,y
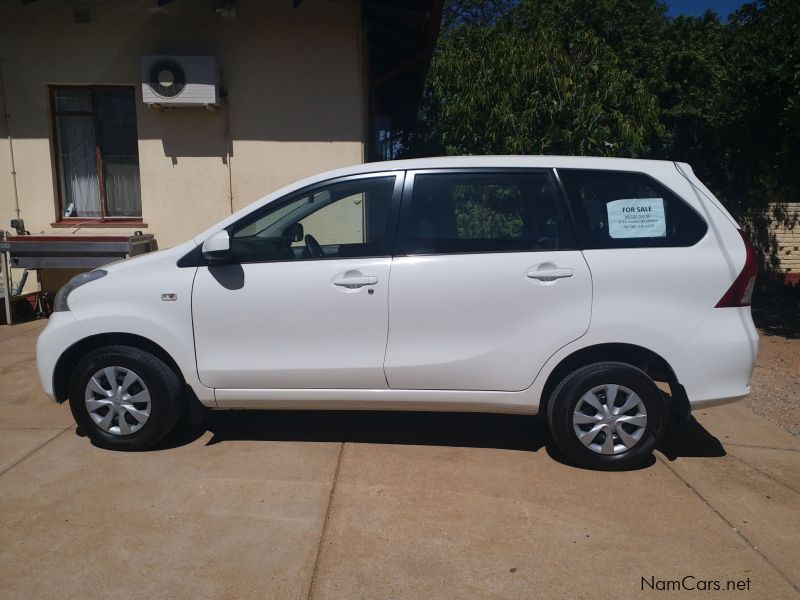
322,155 -> 675,178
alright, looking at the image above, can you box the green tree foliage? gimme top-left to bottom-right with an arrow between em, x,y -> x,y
403,0 -> 800,296
408,0 -> 799,214
453,184 -> 523,239
706,0 -> 800,281
422,25 -> 663,157
513,0 -> 671,83
712,0 -> 800,210
442,0 -> 514,28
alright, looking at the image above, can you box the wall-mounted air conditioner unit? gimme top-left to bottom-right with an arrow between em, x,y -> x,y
140,55 -> 219,107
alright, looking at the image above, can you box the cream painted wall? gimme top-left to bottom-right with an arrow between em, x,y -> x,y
0,0 -> 365,253
299,192 -> 365,246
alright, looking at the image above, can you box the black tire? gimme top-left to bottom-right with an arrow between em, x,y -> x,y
546,361 -> 666,470
68,345 -> 182,451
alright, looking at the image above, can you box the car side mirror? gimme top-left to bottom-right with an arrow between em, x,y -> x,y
283,222 -> 304,242
202,230 -> 231,261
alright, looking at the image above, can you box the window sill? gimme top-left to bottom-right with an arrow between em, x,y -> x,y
50,220 -> 148,229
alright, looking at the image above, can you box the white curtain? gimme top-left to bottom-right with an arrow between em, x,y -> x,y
55,89 -> 141,218
58,115 -> 100,217
95,90 -> 141,217
103,158 -> 141,217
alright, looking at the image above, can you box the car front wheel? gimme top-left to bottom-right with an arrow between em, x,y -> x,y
546,361 -> 666,470
68,345 -> 182,451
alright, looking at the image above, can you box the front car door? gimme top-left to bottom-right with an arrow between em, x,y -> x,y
384,169 -> 592,391
192,172 -> 403,389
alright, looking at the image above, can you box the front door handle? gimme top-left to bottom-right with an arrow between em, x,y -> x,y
526,268 -> 574,281
333,276 -> 378,288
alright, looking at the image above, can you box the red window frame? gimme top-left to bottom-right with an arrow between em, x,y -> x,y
50,85 -> 144,226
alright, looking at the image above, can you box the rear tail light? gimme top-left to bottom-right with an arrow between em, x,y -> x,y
715,229 -> 758,308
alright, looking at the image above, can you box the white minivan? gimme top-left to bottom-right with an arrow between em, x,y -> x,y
36,157 -> 759,469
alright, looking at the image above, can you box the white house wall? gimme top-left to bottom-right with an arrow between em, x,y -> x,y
0,0 -> 365,250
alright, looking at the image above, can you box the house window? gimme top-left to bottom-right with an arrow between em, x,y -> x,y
51,86 -> 142,221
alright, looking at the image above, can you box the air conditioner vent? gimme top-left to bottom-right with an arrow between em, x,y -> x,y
140,55 -> 219,107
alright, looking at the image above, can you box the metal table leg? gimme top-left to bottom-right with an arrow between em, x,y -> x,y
1,250 -> 12,325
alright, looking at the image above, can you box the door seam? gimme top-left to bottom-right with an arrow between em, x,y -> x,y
380,256 -> 393,387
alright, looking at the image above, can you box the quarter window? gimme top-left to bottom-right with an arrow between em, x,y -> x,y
229,176 -> 395,263
398,172 -> 572,255
558,169 -> 707,248
52,86 -> 142,221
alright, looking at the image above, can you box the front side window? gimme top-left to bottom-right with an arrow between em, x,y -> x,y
229,176 -> 395,263
558,169 -> 707,248
52,86 -> 142,220
398,171 -> 572,255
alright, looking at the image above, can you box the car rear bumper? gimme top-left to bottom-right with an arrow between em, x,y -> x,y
668,307 -> 759,410
689,394 -> 749,410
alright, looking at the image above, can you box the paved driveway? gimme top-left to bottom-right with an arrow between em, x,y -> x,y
1,321 -> 798,599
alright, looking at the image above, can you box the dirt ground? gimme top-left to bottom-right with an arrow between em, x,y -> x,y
747,331 -> 800,437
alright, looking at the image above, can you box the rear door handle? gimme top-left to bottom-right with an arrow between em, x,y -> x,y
526,268 -> 574,280
333,276 -> 378,288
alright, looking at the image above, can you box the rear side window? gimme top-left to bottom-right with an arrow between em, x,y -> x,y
397,171 -> 574,255
558,169 -> 707,248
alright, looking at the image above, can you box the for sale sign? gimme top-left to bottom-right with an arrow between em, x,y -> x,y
606,198 -> 666,239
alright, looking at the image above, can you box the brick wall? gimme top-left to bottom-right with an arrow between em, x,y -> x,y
772,202 -> 800,282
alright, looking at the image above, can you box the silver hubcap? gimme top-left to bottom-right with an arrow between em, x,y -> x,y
84,366 -> 151,436
572,384 -> 647,455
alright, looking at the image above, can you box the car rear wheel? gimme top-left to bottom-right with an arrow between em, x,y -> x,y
547,362 -> 666,470
68,345 -> 182,451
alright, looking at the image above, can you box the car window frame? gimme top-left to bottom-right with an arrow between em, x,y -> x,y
554,167 -> 709,250
393,168 -> 579,257
180,171 -> 405,267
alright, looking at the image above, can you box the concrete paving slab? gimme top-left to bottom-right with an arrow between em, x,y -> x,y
0,428 -> 66,474
662,453 -> 800,591
2,320 -> 799,599
0,320 -> 74,431
694,402 -> 800,451
0,387 -> 74,431
666,401 -> 800,591
0,319 -> 45,342
0,427 -> 341,600
726,444 -> 800,493
310,441 -> 797,599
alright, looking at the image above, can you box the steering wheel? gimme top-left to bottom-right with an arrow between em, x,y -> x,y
304,233 -> 324,258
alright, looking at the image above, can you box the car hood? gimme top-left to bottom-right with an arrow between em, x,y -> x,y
101,238 -> 198,276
